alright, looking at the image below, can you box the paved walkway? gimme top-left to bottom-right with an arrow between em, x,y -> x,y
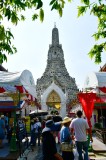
0,138 -> 20,160
88,137 -> 106,160
92,137 -> 106,152
18,137 -> 106,160
0,137 -> 106,160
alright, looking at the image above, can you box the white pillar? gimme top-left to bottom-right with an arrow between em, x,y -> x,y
60,102 -> 66,118
41,101 -> 48,111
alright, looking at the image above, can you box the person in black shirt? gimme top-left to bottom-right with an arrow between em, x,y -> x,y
53,113 -> 62,143
42,120 -> 63,160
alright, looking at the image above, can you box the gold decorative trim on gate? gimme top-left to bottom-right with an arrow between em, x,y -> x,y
46,90 -> 61,109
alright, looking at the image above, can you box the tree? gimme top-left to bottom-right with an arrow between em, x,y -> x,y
0,0 -> 44,64
77,0 -> 106,64
0,0 -> 106,64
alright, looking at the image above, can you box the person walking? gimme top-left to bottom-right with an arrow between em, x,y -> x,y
42,119 -> 63,160
0,115 -> 5,148
4,113 -> 9,135
53,112 -> 63,144
70,110 -> 93,160
30,119 -> 35,146
60,117 -> 74,160
33,117 -> 42,146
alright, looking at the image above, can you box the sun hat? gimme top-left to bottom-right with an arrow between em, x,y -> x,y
1,115 -> 4,118
42,120 -> 61,133
31,119 -> 34,123
33,117 -> 39,122
62,117 -> 72,124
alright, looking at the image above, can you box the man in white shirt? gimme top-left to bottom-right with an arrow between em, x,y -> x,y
70,110 -> 93,160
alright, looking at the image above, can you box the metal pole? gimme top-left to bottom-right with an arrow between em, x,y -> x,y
10,106 -> 17,152
98,88 -> 103,128
10,91 -> 20,152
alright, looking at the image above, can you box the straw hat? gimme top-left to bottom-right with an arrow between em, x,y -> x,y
31,120 -> 34,123
1,115 -> 4,118
62,117 -> 72,124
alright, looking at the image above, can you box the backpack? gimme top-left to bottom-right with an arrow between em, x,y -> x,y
37,125 -> 42,134
34,124 -> 42,134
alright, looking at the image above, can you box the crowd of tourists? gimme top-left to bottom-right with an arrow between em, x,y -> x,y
0,114 -> 9,148
0,114 -> 27,148
41,110 -> 93,160
0,110 -> 93,160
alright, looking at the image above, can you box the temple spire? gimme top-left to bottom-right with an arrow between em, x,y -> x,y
52,24 -> 59,45
54,22 -> 56,28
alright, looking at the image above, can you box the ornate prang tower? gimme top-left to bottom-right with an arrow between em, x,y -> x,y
36,25 -> 79,117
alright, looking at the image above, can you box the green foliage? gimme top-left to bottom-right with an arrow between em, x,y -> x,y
21,15 -> 26,21
93,31 -> 106,41
77,6 -> 88,17
50,109 -> 57,115
36,0 -> 43,9
0,25 -> 17,63
78,1 -> 106,64
94,122 -> 102,129
0,0 -> 67,63
50,0 -> 65,17
0,0 -> 44,63
32,13 -> 38,21
39,8 -> 44,22
88,43 -> 105,64
81,0 -> 90,5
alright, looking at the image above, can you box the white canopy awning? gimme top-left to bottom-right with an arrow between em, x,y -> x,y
29,109 -> 48,116
0,70 -> 37,98
83,72 -> 106,94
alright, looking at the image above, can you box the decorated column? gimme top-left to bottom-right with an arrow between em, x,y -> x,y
10,91 -> 20,152
78,92 -> 97,150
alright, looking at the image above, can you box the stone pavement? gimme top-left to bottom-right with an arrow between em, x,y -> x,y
0,137 -> 106,160
0,138 -> 21,160
18,137 -> 106,160
21,137 -> 106,160
88,137 -> 106,160
18,143 -> 61,160
92,137 -> 106,152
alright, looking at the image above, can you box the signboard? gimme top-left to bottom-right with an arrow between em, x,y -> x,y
9,118 -> 14,126
25,116 -> 30,133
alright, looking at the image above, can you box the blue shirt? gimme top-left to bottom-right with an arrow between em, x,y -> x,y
0,119 -> 5,139
60,126 -> 71,143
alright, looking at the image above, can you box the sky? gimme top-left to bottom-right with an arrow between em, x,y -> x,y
3,1 -> 106,90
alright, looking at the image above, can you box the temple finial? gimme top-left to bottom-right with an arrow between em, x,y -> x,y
54,22 -> 56,28
52,23 -> 59,45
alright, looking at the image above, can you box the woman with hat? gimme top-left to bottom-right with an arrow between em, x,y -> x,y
42,120 -> 63,160
60,117 -> 74,160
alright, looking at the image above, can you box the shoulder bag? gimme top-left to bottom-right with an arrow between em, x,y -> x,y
60,141 -> 73,152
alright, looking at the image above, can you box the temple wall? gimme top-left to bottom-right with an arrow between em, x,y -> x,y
41,82 -> 66,118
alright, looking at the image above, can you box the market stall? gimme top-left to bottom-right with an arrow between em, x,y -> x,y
82,72 -> 106,144
0,69 -> 39,151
